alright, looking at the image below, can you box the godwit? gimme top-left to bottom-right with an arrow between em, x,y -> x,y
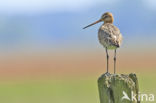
83,12 -> 123,74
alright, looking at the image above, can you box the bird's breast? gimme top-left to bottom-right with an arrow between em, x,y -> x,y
98,23 -> 123,49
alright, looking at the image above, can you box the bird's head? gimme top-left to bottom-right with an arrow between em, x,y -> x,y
101,12 -> 114,23
83,12 -> 114,29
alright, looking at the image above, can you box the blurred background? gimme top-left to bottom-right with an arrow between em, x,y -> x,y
0,0 -> 156,103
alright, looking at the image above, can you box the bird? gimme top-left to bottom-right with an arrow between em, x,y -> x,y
83,12 -> 123,74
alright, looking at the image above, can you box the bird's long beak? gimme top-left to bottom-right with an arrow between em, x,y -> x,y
83,19 -> 102,29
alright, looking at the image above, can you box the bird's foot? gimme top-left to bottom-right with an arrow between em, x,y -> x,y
105,72 -> 111,75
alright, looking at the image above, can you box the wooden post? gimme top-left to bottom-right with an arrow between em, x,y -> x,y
98,73 -> 140,103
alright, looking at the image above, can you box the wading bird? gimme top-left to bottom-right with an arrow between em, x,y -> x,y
83,12 -> 123,74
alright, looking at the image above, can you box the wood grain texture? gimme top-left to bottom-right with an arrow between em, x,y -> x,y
98,73 -> 140,103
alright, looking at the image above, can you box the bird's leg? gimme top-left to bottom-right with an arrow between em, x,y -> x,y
105,48 -> 109,73
114,49 -> 117,74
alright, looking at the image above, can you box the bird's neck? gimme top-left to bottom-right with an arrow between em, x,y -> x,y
104,22 -> 113,25
104,20 -> 113,24
104,17 -> 114,24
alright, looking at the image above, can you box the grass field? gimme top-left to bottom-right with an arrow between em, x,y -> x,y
0,73 -> 155,103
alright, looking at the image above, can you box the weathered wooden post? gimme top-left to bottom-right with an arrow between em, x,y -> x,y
98,73 -> 140,103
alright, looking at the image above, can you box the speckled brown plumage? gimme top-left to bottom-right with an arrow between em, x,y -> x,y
83,12 -> 123,74
98,23 -> 122,49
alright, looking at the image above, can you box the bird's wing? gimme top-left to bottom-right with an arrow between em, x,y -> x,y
99,24 -> 122,47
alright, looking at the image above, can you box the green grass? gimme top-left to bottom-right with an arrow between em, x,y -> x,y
0,78 -> 99,103
139,74 -> 156,103
0,74 -> 155,103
